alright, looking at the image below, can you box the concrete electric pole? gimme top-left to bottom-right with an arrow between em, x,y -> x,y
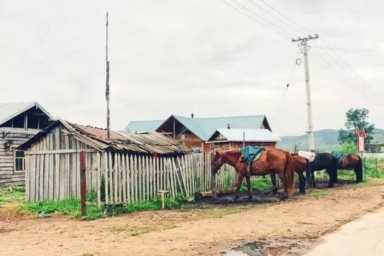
292,34 -> 319,151
105,12 -> 111,140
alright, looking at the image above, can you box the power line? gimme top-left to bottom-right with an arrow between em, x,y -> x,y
221,0 -> 292,39
233,0 -> 375,91
247,0 -> 304,35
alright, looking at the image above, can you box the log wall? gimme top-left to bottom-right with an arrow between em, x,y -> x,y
0,128 -> 40,187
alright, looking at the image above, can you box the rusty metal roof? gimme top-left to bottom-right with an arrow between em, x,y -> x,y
66,121 -> 189,154
20,120 -> 189,155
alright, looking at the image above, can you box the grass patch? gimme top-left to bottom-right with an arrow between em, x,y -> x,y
365,159 -> 384,179
240,176 -> 272,192
22,199 -> 103,220
309,189 -> 329,199
0,186 -> 25,207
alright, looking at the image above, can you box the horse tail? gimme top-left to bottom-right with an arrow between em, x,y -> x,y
356,155 -> 363,183
284,152 -> 295,197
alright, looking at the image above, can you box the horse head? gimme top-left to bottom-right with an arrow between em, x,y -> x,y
211,150 -> 225,175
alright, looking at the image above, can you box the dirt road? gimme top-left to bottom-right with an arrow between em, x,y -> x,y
1,182 -> 384,256
305,207 -> 384,256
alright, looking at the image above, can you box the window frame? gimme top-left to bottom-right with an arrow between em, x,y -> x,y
14,150 -> 26,173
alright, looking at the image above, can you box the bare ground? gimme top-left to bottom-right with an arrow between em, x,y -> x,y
1,181 -> 384,256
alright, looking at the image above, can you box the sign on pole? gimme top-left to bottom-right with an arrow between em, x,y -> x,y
354,129 -> 367,153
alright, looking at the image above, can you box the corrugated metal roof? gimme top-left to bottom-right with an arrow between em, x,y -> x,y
208,128 -> 280,143
0,102 -> 53,126
126,120 -> 163,133
160,115 -> 268,141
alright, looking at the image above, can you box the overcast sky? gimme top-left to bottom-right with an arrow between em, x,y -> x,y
1,0 -> 383,136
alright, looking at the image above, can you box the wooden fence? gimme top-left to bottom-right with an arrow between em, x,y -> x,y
102,152 -> 237,205
25,151 -> 237,205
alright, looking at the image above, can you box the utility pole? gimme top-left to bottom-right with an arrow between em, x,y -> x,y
292,34 -> 319,151
105,12 -> 111,140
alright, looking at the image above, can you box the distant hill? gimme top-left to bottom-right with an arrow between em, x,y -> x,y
278,128 -> 384,152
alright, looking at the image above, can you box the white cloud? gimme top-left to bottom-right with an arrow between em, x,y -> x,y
0,0 -> 382,135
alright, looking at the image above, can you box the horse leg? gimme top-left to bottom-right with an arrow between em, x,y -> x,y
270,172 -> 278,194
311,170 -> 316,188
355,158 -> 363,183
326,168 -> 335,187
298,171 -> 305,194
233,173 -> 244,201
305,163 -> 311,187
277,172 -> 289,200
211,170 -> 217,198
245,175 -> 252,200
334,168 -> 339,183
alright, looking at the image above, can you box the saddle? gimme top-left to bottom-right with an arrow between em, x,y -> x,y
298,151 -> 316,162
331,151 -> 346,165
240,146 -> 265,176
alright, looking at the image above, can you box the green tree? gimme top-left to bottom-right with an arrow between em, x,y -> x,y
338,108 -> 375,145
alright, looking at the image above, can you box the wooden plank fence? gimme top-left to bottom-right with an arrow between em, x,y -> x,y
25,151 -> 238,205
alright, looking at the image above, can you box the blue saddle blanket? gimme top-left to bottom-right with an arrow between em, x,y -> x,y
240,146 -> 265,165
331,151 -> 346,163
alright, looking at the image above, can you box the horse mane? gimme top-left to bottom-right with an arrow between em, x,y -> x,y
214,149 -> 242,160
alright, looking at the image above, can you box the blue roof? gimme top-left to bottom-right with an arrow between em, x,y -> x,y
126,120 -> 163,133
159,115 -> 269,141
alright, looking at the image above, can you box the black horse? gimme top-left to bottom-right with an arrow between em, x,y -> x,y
307,152 -> 337,188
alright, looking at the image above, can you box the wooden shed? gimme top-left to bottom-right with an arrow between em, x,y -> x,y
18,119 -> 191,203
0,102 -> 53,187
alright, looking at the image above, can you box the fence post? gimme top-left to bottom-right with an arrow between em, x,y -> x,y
80,151 -> 87,217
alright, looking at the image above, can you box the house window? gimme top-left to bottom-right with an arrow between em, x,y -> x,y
15,150 -> 25,172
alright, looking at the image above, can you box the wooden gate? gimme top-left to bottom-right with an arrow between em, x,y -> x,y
25,150 -> 101,202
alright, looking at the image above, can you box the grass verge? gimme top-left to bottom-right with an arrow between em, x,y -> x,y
0,186 -> 25,207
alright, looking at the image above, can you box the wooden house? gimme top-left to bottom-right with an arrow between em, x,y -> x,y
154,115 -> 273,153
0,102 -> 53,187
18,119 -> 189,202
207,128 -> 280,151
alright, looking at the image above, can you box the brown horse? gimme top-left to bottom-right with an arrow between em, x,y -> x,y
291,154 -> 308,193
270,154 -> 308,194
336,154 -> 363,183
211,148 -> 296,200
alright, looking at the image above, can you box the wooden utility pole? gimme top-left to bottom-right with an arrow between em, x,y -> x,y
105,12 -> 111,140
80,151 -> 87,217
292,34 -> 319,151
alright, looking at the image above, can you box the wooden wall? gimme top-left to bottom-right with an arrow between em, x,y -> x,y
0,128 -> 40,187
175,132 -> 204,151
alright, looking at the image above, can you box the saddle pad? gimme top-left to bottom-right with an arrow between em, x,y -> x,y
331,151 -> 346,163
298,150 -> 316,162
240,146 -> 265,165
